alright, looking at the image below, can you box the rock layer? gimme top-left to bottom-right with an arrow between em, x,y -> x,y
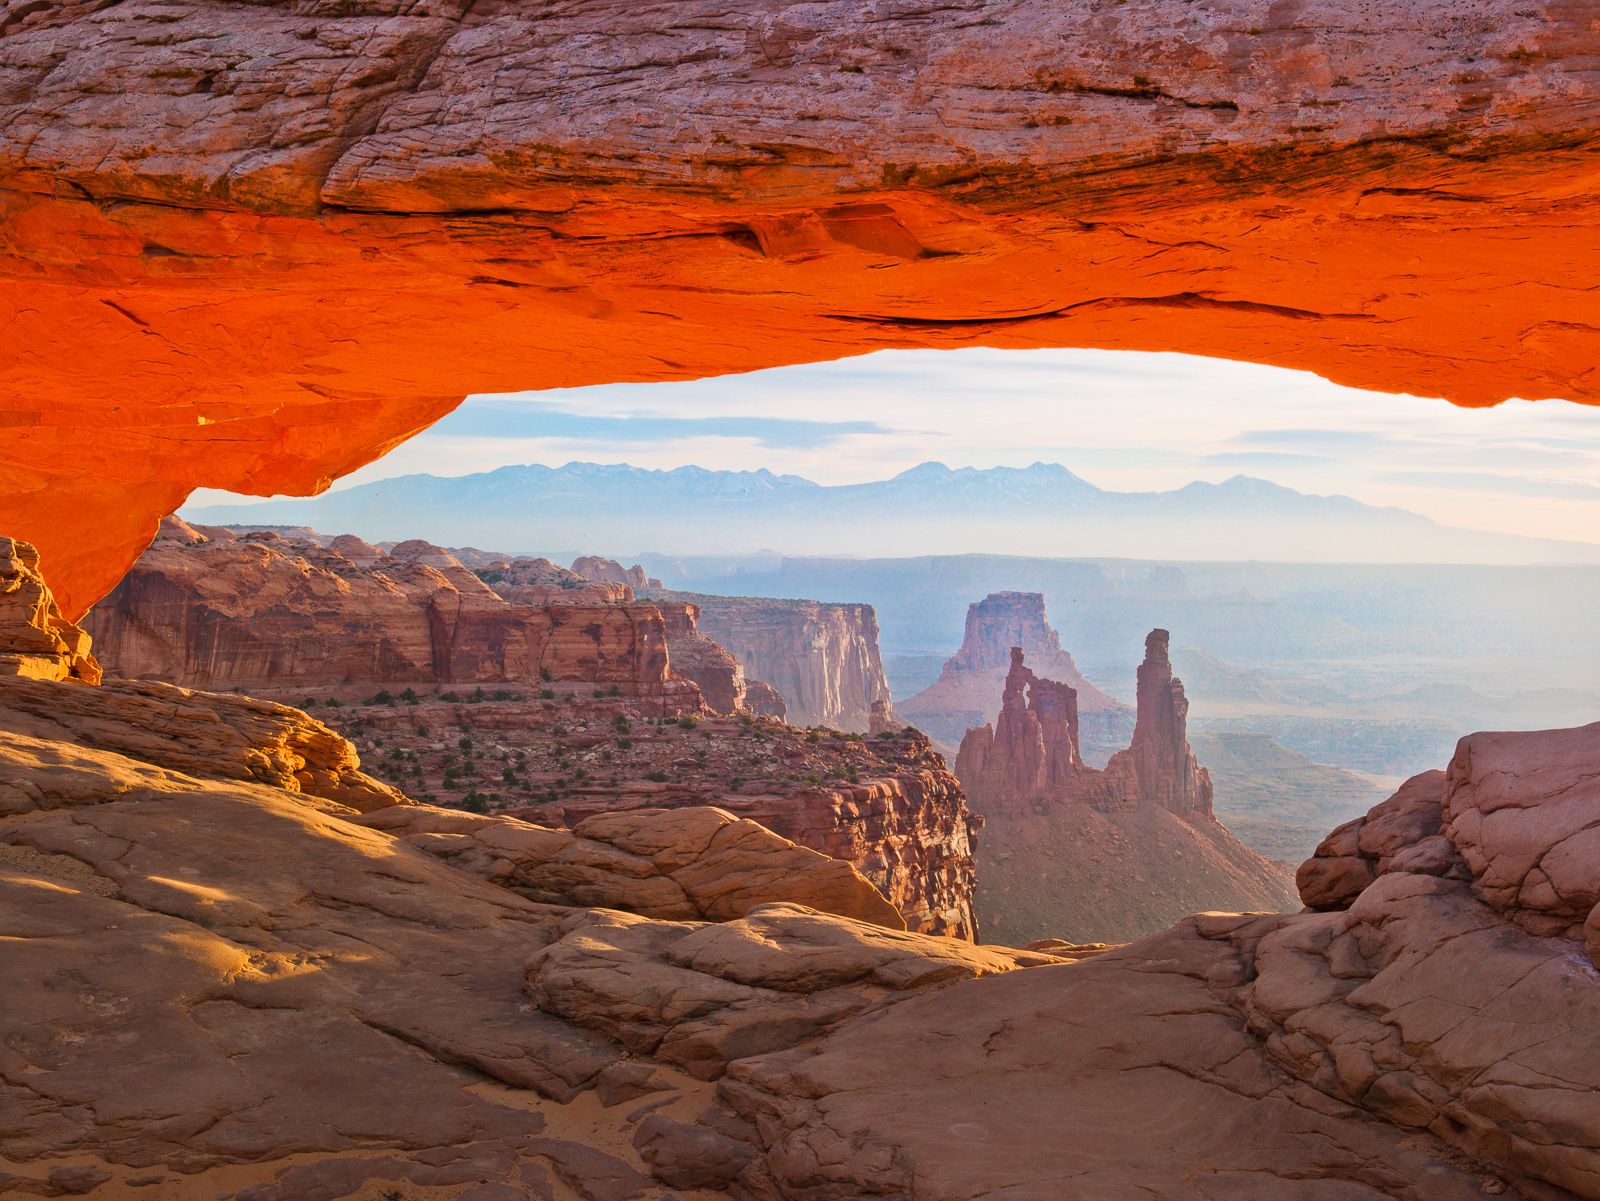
6,0 -> 1600,615
85,531 -> 691,696
654,601 -> 748,715
684,595 -> 895,732
0,537 -> 99,684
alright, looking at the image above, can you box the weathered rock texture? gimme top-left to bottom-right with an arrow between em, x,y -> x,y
353,803 -> 907,929
682,595 -> 895,732
957,638 -> 1290,943
957,633 -> 1212,819
337,693 -> 981,940
85,530 -> 696,697
6,0 -> 1600,617
655,601 -> 747,715
0,537 -> 99,684
902,591 -> 1130,751
0,673 -> 403,813
7,661 -> 1600,1196
572,558 -> 660,593
473,554 -> 628,604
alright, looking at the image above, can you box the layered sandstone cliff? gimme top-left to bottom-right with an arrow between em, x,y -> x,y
0,537 -> 100,685
85,526 -> 693,697
957,635 -> 1289,942
679,594 -> 895,732
903,591 -> 1131,754
649,601 -> 746,715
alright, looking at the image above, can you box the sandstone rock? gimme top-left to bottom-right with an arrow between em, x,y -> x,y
957,639 -> 1293,942
1296,769 -> 1456,911
84,533 -> 693,697
1444,721 -> 1600,938
594,1063 -> 672,1108
720,914 -> 1509,1201
0,673 -> 403,812
654,602 -> 746,714
741,679 -> 787,721
525,902 -> 1065,1080
478,556 -> 628,604
955,645 -> 1082,816
683,595 -> 894,732
351,804 -> 906,929
631,1115 -> 754,1191
572,558 -> 656,593
902,592 -> 1129,750
0,537 -> 100,684
1090,628 -> 1214,818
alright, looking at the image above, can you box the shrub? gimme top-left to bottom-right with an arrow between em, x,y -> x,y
461,792 -> 488,814
805,730 -> 821,744
647,771 -> 668,783
616,737 -> 632,750
593,689 -> 606,699
458,736 -> 473,751
608,684 -> 622,697
613,716 -> 631,733
440,692 -> 460,703
502,767 -> 517,784
468,687 -> 487,704
540,669 -> 552,682
539,689 -> 555,700
847,766 -> 860,783
677,715 -> 698,730
398,687 -> 419,705
490,690 -> 516,702
416,725 -> 430,736
302,697 -> 317,708
514,751 -> 526,761
729,777 -> 745,790
326,698 -> 340,708
805,773 -> 821,786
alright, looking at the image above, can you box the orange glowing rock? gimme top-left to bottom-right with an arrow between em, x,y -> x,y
4,0 -> 1600,614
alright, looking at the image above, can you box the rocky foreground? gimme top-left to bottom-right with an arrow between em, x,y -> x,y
6,536 -> 1600,1198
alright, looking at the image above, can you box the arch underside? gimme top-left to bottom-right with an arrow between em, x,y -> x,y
4,0 -> 1599,613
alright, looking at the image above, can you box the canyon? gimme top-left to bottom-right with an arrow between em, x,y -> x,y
956,633 -> 1299,943
4,534 -> 1600,1198
6,1 -> 1600,614
658,592 -> 894,733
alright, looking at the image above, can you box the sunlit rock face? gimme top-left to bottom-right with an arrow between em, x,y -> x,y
5,0 -> 1600,614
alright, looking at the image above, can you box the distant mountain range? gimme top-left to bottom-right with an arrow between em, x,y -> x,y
182,461 -> 1600,565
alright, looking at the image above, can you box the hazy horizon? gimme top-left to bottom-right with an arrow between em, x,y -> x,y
183,347 -> 1600,549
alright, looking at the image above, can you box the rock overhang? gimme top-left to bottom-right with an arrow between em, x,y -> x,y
4,0 -> 1600,614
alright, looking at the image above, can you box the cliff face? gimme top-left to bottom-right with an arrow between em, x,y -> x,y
653,601 -> 746,715
85,529 -> 685,694
7,0 -> 1600,617
0,536 -> 100,685
957,635 -> 1285,942
686,596 -> 895,733
572,557 -> 661,592
902,591 -> 1131,752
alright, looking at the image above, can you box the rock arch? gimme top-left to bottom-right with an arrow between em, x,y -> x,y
4,0 -> 1599,613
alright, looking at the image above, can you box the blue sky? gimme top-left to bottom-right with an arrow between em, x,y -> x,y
188,348 -> 1600,544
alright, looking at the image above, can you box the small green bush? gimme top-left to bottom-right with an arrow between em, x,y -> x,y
647,771 -> 668,783
540,689 -> 555,700
677,715 -> 698,730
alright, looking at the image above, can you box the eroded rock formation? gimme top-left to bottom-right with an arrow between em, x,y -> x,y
572,557 -> 661,592
6,1 -> 1600,617
0,537 -> 100,684
654,601 -> 747,715
85,529 -> 692,697
10,697 -> 1600,1197
686,595 -> 895,732
902,591 -> 1130,752
957,638 -> 1285,943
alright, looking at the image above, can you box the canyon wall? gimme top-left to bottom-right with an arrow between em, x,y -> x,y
684,595 -> 895,732
5,0 -> 1600,615
653,601 -> 746,715
902,591 -> 1132,753
85,525 -> 689,696
572,557 -> 661,592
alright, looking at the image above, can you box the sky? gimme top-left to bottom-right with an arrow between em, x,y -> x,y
187,348 -> 1600,545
